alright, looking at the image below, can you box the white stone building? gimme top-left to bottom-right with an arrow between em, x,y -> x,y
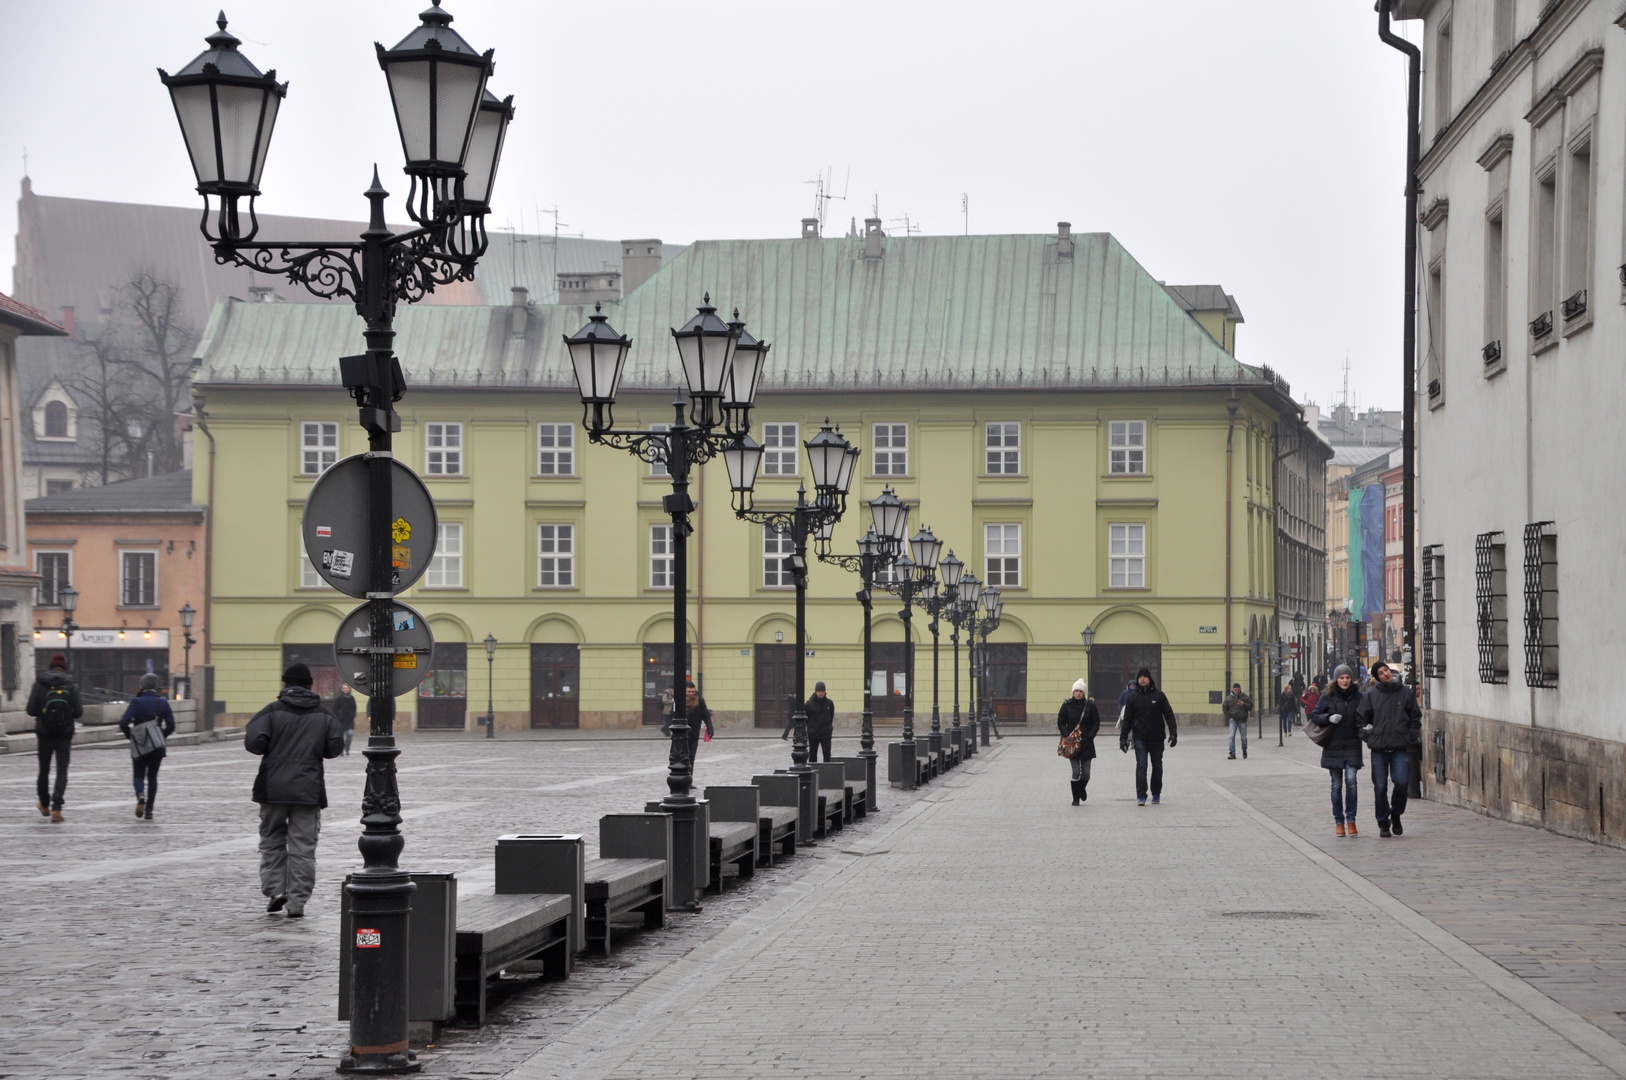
1397,0 -> 1625,844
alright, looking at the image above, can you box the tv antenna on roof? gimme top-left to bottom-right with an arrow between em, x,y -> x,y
497,222 -> 527,287
961,193 -> 968,235
805,166 -> 849,235
888,213 -> 921,236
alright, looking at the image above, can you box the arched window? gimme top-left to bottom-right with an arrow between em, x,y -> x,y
43,401 -> 68,438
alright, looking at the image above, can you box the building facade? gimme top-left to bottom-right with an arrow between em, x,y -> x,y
192,224 -> 1298,732
1273,412 -> 1332,682
1396,0 -> 1626,845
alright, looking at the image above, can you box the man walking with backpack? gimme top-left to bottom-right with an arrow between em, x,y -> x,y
246,663 -> 344,918
28,653 -> 82,822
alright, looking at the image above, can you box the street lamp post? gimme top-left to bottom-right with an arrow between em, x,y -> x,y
161,7 -> 513,1073
1080,624 -> 1096,698
567,297 -> 766,910
179,603 -> 197,698
729,421 -> 859,842
976,587 -> 1003,745
933,552 -> 965,759
950,572 -> 982,757
58,585 -> 79,676
482,634 -> 497,739
881,526 -> 941,761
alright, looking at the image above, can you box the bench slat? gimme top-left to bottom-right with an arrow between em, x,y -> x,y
583,857 -> 666,900
456,893 -> 572,953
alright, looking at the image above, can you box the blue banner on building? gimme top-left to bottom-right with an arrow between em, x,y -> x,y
1359,482 -> 1385,620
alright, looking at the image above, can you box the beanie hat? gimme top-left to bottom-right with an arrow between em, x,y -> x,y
48,652 -> 67,670
814,681 -> 826,692
1136,667 -> 1152,680
1371,661 -> 1392,677
1333,664 -> 1353,680
282,662 -> 313,688
1071,678 -> 1088,694
138,673 -> 160,691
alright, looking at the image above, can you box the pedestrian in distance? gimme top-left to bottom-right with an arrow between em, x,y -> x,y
804,681 -> 835,762
1312,665 -> 1364,837
1117,668 -> 1177,805
1278,682 -> 1298,738
119,673 -> 175,820
1222,683 -> 1252,759
1057,679 -> 1099,805
330,683 -> 358,755
245,662 -> 344,918
1357,660 -> 1422,838
27,652 -> 82,823
663,680 -> 714,767
1300,681 -> 1321,718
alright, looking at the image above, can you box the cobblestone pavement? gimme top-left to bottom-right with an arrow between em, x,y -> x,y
6,728 -> 1626,1080
0,727 -> 949,1080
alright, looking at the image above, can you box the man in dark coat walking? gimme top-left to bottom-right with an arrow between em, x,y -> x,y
1117,668 -> 1177,805
245,663 -> 344,917
1057,679 -> 1099,805
804,682 -> 835,762
1357,660 -> 1422,838
331,683 -> 358,755
663,681 -> 715,771
27,652 -> 82,822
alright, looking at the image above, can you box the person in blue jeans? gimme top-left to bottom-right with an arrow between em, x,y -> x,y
119,674 -> 176,819
1117,668 -> 1177,805
1357,661 -> 1422,837
1311,665 -> 1364,837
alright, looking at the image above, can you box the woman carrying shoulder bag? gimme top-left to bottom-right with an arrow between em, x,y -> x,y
1310,665 -> 1364,837
119,674 -> 176,820
1057,679 -> 1100,806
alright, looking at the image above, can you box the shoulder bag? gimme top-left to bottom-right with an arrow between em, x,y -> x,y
1303,715 -> 1334,747
130,718 -> 167,758
1058,723 -> 1083,758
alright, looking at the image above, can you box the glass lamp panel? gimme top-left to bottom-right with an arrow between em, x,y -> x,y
722,437 -> 764,494
249,88 -> 280,187
959,574 -> 982,606
384,60 -> 435,163
433,60 -> 486,166
813,516 -> 836,543
982,587 -> 1000,615
910,527 -> 941,571
168,84 -> 221,184
835,443 -> 860,495
698,331 -> 735,395
674,332 -> 705,395
214,83 -> 274,186
460,94 -> 510,207
804,425 -> 847,492
722,339 -> 766,409
858,528 -> 881,558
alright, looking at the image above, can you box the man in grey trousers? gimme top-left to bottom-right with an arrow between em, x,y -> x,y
245,663 -> 344,918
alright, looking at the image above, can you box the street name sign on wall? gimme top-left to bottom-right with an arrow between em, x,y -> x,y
333,601 -> 435,697
302,455 -> 438,598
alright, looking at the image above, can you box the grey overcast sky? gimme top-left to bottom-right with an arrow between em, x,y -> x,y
0,1 -> 1416,409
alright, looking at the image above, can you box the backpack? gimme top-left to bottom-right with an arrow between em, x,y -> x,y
38,683 -> 75,740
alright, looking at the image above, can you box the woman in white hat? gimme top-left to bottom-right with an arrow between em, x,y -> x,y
1056,678 -> 1100,805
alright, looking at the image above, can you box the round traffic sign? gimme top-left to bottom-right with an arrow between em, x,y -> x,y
333,600 -> 436,698
302,455 -> 437,598
1289,642 -> 1301,659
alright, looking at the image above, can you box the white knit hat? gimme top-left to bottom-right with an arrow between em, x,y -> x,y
1072,678 -> 1088,694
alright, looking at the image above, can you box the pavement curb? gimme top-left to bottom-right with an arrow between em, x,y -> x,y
1206,777 -> 1626,1079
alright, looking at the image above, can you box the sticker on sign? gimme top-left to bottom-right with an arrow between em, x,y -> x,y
323,550 -> 355,579
355,928 -> 381,948
316,526 -> 332,538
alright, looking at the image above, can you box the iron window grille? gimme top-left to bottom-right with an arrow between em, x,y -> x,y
1474,532 -> 1508,684
1522,521 -> 1558,688
1481,340 -> 1501,364
1421,544 -> 1445,679
1529,311 -> 1553,339
1428,379 -> 1442,399
1561,289 -> 1587,320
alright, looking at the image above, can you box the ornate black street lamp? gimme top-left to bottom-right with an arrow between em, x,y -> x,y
975,586 -> 1003,745
179,603 -> 197,698
567,297 -> 764,909
160,7 -> 511,1074
482,634 -> 497,739
930,551 -> 965,758
817,493 -> 907,799
948,571 -> 981,756
58,585 -> 79,674
1080,624 -> 1096,699
888,526 -> 942,760
728,421 -> 859,839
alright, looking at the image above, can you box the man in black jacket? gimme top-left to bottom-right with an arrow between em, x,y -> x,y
246,663 -> 344,917
1117,668 -> 1178,805
331,683 -> 358,755
804,682 -> 835,762
27,652 -> 83,822
1357,661 -> 1422,838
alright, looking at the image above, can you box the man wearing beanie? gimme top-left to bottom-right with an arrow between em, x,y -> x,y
27,652 -> 83,822
804,681 -> 835,762
245,663 -> 344,917
1356,660 -> 1421,838
1117,667 -> 1178,805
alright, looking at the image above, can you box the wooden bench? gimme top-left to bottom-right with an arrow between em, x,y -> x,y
584,813 -> 672,954
699,786 -> 759,894
915,737 -> 944,779
454,892 -> 572,1027
751,773 -> 806,855
770,768 -> 846,837
814,762 -> 862,822
829,756 -> 873,818
887,740 -> 930,788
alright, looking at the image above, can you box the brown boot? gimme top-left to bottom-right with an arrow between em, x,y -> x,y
37,801 -> 49,818
1346,821 -> 1358,837
1334,823 -> 1346,837
51,809 -> 64,823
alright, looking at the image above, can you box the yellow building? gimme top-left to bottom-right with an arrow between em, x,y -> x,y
192,223 -> 1294,730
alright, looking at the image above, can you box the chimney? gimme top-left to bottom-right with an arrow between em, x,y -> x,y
510,286 -> 530,338
1056,221 -> 1074,258
621,239 -> 663,296
864,218 -> 885,260
59,306 -> 74,337
801,217 -> 820,240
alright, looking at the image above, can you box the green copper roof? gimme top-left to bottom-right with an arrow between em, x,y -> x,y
194,230 -> 1283,395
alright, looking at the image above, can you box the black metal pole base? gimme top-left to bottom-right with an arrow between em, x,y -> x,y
660,797 -> 703,912
339,871 -> 418,1075
857,746 -> 878,813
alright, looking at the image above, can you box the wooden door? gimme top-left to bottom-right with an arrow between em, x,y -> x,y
869,642 -> 912,719
984,643 -> 1028,722
1088,644 -> 1163,707
530,644 -> 580,729
417,642 -> 468,729
641,644 -> 692,726
753,644 -> 798,728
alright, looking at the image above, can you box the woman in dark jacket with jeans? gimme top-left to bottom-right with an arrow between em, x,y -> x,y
1310,664 -> 1363,837
1057,679 -> 1099,806
119,674 -> 176,820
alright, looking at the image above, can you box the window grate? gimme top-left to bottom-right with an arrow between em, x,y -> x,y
1475,532 -> 1508,684
1523,522 -> 1557,688
1561,289 -> 1587,320
1530,311 -> 1553,339
1421,545 -> 1444,679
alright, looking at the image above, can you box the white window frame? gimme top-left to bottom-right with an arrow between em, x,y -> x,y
424,522 -> 463,588
34,550 -> 71,607
121,550 -> 158,607
300,421 -> 339,475
536,423 -> 575,477
298,536 -> 331,590
984,523 -> 1021,587
425,422 -> 464,476
1108,421 -> 1147,475
763,525 -> 795,588
872,423 -> 908,476
985,422 -> 1020,475
648,423 -> 671,478
537,523 -> 574,588
650,524 -> 675,589
1108,523 -> 1146,589
761,422 -> 800,477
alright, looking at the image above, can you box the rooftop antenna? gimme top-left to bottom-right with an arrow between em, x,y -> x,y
805,166 -> 849,235
888,213 -> 921,236
21,146 -> 27,177
961,193 -> 968,235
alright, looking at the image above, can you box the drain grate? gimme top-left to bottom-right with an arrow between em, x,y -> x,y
1220,910 -> 1323,920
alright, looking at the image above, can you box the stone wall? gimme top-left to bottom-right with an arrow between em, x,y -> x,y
1423,708 -> 1626,850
